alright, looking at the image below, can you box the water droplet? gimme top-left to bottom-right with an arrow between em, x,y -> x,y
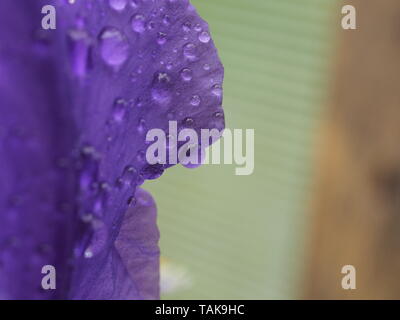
137,118 -> 146,134
79,145 -> 99,192
182,22 -> 191,32
182,117 -> 195,127
151,72 -> 172,105
211,84 -> 223,97
84,219 -> 108,259
135,97 -> 143,108
107,181 -> 116,193
214,111 -> 224,119
119,165 -> 138,188
131,14 -> 146,33
98,27 -> 129,68
130,0 -> 139,8
67,29 -> 91,77
80,145 -> 96,157
81,213 -> 94,223
150,8 -> 158,17
163,15 -> 171,26
109,0 -> 127,11
141,164 -> 164,180
198,31 -> 210,43
212,111 -> 225,131
203,64 -> 210,71
157,32 -> 167,45
112,98 -> 128,122
136,65 -> 143,74
194,24 -> 202,32
147,21 -> 156,30
180,68 -> 192,82
190,95 -> 201,106
127,196 -> 136,207
92,181 -> 110,215
183,43 -> 197,60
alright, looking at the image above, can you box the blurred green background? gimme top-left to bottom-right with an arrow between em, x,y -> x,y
145,0 -> 338,299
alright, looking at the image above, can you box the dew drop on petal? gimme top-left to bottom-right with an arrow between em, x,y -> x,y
194,24 -> 202,32
120,165 -> 138,187
98,27 -> 129,68
157,32 -> 167,45
182,117 -> 195,127
190,95 -> 201,106
151,72 -> 172,105
211,84 -> 223,97
214,111 -> 224,118
141,164 -> 164,180
137,118 -> 146,134
131,14 -> 146,33
127,196 -> 137,207
130,0 -> 139,8
79,145 -> 99,192
212,111 -> 225,131
182,22 -> 191,32
67,29 -> 91,77
163,15 -> 171,26
183,43 -> 197,60
84,219 -> 108,259
198,31 -> 210,43
112,98 -> 128,122
147,21 -> 156,31
180,68 -> 192,82
135,97 -> 143,108
92,182 -> 110,216
108,0 -> 127,11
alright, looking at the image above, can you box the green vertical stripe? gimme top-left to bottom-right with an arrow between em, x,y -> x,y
145,0 -> 338,299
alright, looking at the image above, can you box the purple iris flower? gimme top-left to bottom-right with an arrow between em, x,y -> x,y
0,0 -> 224,299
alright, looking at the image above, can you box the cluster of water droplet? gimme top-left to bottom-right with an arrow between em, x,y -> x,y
65,0 -> 224,258
75,145 -> 108,259
66,0 -> 223,109
75,140 -> 166,259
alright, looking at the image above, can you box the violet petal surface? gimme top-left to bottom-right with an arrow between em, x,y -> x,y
0,0 -> 224,300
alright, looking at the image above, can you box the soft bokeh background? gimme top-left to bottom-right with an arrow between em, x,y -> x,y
145,0 -> 338,299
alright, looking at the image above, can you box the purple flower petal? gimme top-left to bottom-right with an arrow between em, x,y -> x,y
0,0 -> 77,299
0,0 -> 224,299
70,188 -> 159,299
114,188 -> 160,299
